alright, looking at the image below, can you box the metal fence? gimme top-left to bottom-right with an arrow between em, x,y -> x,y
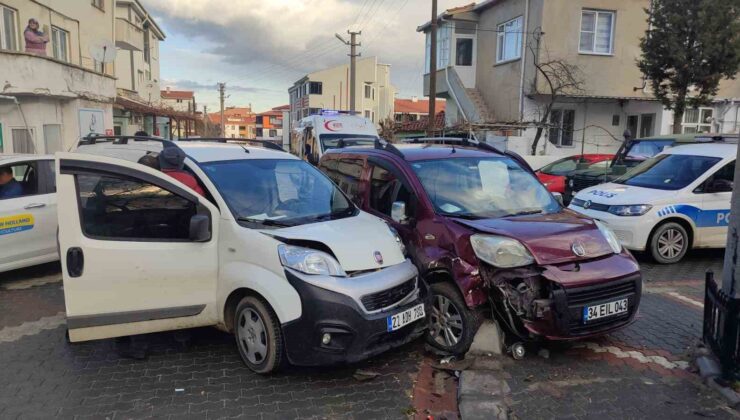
703,271 -> 740,380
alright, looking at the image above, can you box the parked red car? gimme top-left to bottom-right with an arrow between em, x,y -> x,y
536,154 -> 614,193
319,141 -> 641,357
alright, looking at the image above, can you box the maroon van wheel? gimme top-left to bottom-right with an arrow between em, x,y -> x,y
426,282 -> 479,355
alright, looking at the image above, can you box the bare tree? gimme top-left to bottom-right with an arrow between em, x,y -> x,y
528,45 -> 585,155
378,117 -> 397,142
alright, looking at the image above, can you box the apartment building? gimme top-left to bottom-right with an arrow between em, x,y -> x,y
0,0 -> 117,153
255,105 -> 289,148
419,0 -> 740,156
209,107 -> 256,139
161,88 -> 197,137
288,56 -> 396,129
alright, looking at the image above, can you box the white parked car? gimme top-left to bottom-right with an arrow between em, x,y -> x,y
58,137 -> 428,373
569,143 -> 736,264
0,154 -> 59,273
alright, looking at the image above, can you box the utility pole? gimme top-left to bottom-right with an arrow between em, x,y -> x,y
203,105 -> 208,136
428,0 -> 438,136
218,82 -> 226,136
722,143 -> 740,297
336,31 -> 361,113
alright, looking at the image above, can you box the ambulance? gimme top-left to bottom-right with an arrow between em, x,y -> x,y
569,143 -> 736,264
290,111 -> 379,164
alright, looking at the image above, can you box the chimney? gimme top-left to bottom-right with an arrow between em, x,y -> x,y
166,86 -> 170,92
411,96 -> 418,102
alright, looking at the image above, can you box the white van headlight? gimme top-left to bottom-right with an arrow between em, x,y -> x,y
607,204 -> 652,216
594,220 -> 622,254
278,244 -> 346,277
470,234 -> 534,268
387,224 -> 407,256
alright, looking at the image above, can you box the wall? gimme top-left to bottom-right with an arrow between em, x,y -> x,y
0,97 -> 112,153
3,0 -> 115,75
475,0 -> 543,122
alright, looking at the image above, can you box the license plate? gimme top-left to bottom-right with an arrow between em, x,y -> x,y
583,298 -> 628,322
387,303 -> 425,332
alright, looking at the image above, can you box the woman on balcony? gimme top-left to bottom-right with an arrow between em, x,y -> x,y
24,19 -> 49,56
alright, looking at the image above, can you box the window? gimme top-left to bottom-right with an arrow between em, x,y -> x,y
627,114 -> 655,138
548,110 -> 575,147
369,165 -> 412,217
43,124 -> 62,154
12,128 -> 34,154
616,154 -> 721,191
51,27 -> 69,62
437,24 -> 451,68
539,157 -> 579,176
309,82 -> 322,95
91,0 -> 104,11
365,85 -> 372,99
0,162 -> 40,199
456,38 -> 473,66
580,10 -> 614,54
326,158 -> 364,204
496,16 -> 522,63
704,161 -> 735,192
143,29 -> 150,64
269,129 -> 277,137
76,173 -> 198,240
0,5 -> 18,51
682,108 -> 714,133
639,114 -> 655,137
365,110 -> 371,119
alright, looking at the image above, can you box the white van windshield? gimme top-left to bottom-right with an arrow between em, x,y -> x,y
202,159 -> 355,227
320,134 -> 377,151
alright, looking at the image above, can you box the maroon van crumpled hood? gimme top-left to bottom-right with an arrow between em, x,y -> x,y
454,210 -> 613,265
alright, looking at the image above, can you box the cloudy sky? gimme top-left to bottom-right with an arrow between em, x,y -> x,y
146,0 -> 460,113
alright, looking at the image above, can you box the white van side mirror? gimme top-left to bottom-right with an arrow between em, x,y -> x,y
391,201 -> 408,224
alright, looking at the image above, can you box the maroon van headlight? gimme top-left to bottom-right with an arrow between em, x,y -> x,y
470,234 -> 534,268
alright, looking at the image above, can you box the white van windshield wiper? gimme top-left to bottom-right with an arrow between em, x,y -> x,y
237,217 -> 293,227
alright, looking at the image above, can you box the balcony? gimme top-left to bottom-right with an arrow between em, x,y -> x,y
0,50 -> 116,101
115,18 -> 144,51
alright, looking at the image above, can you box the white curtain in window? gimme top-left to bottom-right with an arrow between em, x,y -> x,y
595,13 -> 613,53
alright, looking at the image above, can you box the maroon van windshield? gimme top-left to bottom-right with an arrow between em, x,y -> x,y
410,156 -> 561,219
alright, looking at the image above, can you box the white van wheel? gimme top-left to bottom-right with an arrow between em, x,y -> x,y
234,296 -> 284,374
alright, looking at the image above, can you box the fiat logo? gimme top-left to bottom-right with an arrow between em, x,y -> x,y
583,200 -> 592,209
373,251 -> 384,265
572,242 -> 587,257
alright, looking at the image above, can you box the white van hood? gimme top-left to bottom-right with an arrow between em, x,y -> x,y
574,182 -> 679,205
269,211 -> 405,272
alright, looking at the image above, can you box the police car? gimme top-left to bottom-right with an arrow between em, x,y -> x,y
569,143 -> 736,264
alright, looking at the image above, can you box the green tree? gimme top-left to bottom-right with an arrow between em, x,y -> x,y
638,0 -> 740,134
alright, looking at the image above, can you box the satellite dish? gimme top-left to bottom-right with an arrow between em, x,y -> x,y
89,39 -> 117,64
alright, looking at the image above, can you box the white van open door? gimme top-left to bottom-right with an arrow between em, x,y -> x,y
56,152 -> 220,342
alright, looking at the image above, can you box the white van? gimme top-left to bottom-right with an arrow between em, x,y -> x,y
290,112 -> 379,164
569,143 -> 736,264
58,137 -> 428,373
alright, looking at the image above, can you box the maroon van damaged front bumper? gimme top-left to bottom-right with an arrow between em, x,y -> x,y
481,252 -> 642,341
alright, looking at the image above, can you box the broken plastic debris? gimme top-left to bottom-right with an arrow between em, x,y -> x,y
440,356 -> 456,365
353,369 -> 380,381
175,388 -> 185,393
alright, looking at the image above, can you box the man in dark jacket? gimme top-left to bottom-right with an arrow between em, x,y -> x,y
0,167 -> 23,200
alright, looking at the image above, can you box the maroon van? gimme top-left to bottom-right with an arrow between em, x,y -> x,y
318,140 -> 642,355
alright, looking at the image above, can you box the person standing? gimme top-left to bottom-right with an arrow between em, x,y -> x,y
24,19 -> 48,56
